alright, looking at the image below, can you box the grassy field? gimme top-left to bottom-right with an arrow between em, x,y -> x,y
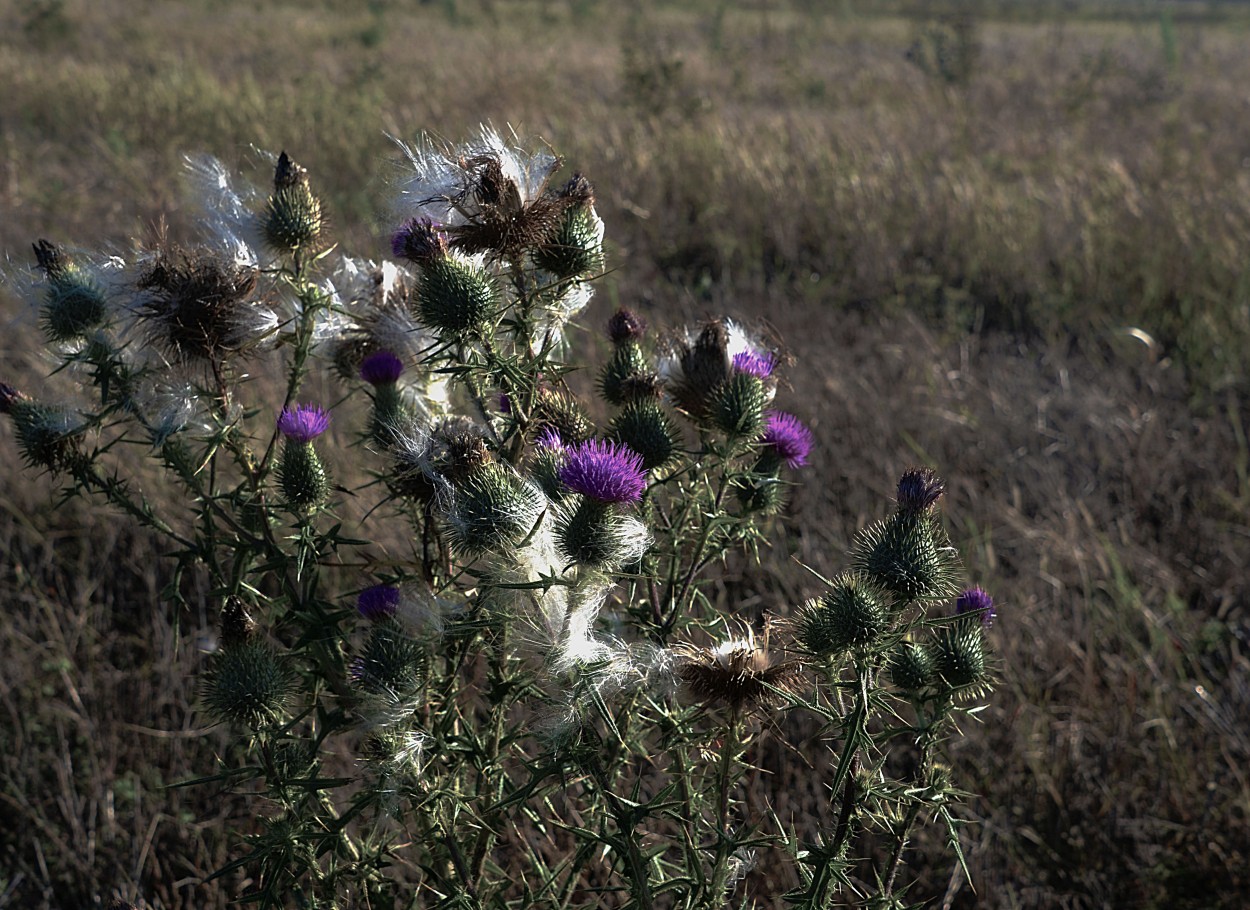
1,0 -> 1248,906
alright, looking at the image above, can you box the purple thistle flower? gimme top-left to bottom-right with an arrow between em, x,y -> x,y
277,404 -> 329,443
358,584 -> 401,621
360,351 -> 404,386
536,426 -> 564,451
956,586 -> 996,627
607,308 -> 647,343
896,467 -> 945,513
558,439 -> 647,504
762,411 -> 813,468
499,392 -> 512,415
732,350 -> 776,379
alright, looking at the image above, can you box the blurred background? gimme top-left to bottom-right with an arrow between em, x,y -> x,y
1,0 -> 1247,906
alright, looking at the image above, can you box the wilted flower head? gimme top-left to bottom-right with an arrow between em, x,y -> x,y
761,411 -> 813,469
358,584 -> 402,622
558,439 -> 647,504
955,586 -> 996,627
394,125 -> 575,260
134,247 -> 275,363
278,404 -> 330,443
360,350 -> 404,386
672,626 -> 804,711
391,217 -> 448,263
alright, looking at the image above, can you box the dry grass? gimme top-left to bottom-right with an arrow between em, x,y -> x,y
1,0 -> 1248,907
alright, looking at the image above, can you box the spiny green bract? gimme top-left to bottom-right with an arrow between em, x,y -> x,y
852,511 -> 960,603
935,621 -> 987,688
533,207 -> 603,278
600,342 -> 659,406
888,641 -> 935,692
416,255 -> 498,336
796,573 -> 890,657
279,441 -> 329,508
446,463 -> 544,555
263,182 -> 324,254
708,371 -> 768,438
353,623 -> 427,694
201,641 -> 297,728
42,266 -> 109,342
609,400 -> 681,471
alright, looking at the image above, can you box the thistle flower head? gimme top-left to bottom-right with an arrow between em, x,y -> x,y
732,350 -> 776,379
896,466 -> 945,514
795,573 -> 890,657
535,426 -> 564,451
359,350 -> 405,386
955,586 -> 996,627
277,404 -> 330,443
558,439 -> 647,504
761,410 -> 813,469
553,496 -> 651,568
446,464 -> 547,556
358,584 -> 402,622
531,388 -> 593,444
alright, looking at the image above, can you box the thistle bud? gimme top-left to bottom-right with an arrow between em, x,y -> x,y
735,469 -> 786,515
852,511 -> 960,603
888,641 -> 934,693
795,574 -> 889,657
532,389 -> 594,445
277,405 -> 330,509
1,385 -> 87,473
609,400 -> 681,471
532,175 -> 604,279
263,151 -> 324,254
529,428 -> 569,501
607,308 -> 647,345
708,371 -> 768,439
415,250 -> 498,337
446,464 -> 546,556
934,622 -> 986,688
351,622 -> 426,695
201,640 -> 296,728
33,240 -> 109,342
668,320 -> 731,418
600,342 -> 662,406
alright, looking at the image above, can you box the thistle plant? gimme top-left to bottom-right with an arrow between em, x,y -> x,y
2,127 -> 998,908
